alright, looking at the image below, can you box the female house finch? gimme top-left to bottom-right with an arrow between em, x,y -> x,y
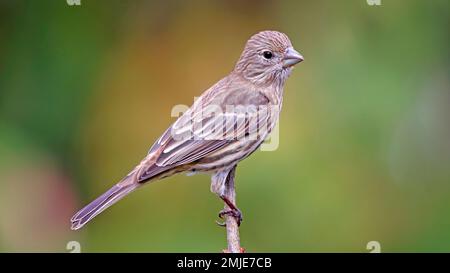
71,30 -> 303,230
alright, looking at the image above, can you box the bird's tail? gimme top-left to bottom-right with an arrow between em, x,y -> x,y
70,179 -> 139,230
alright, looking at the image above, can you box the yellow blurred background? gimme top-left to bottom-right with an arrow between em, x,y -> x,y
0,0 -> 449,252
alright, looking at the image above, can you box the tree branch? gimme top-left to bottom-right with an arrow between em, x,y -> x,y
223,167 -> 241,253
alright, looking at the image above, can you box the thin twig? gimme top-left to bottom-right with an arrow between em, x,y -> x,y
223,167 -> 241,253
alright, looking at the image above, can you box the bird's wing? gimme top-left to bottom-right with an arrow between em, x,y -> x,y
137,76 -> 274,182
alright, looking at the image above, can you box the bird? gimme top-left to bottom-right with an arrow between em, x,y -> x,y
71,30 -> 303,230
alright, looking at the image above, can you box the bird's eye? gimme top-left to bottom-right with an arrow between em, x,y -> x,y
262,51 -> 273,59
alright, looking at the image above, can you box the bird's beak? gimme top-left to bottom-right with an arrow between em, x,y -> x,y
283,47 -> 304,68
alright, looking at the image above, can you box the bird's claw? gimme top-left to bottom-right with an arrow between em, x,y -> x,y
216,208 -> 243,227
215,220 -> 226,227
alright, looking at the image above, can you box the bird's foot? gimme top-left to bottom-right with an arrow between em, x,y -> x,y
216,207 -> 243,227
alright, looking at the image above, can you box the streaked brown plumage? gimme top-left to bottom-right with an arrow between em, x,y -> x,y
71,30 -> 303,230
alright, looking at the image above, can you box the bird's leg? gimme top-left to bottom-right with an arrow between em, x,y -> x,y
211,166 -> 243,227
217,195 -> 243,226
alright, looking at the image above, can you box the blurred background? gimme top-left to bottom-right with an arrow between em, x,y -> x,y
0,0 -> 449,252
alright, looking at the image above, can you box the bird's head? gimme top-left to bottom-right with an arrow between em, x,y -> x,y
234,30 -> 303,86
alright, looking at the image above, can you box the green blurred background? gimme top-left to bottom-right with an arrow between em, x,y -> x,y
0,0 -> 449,252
